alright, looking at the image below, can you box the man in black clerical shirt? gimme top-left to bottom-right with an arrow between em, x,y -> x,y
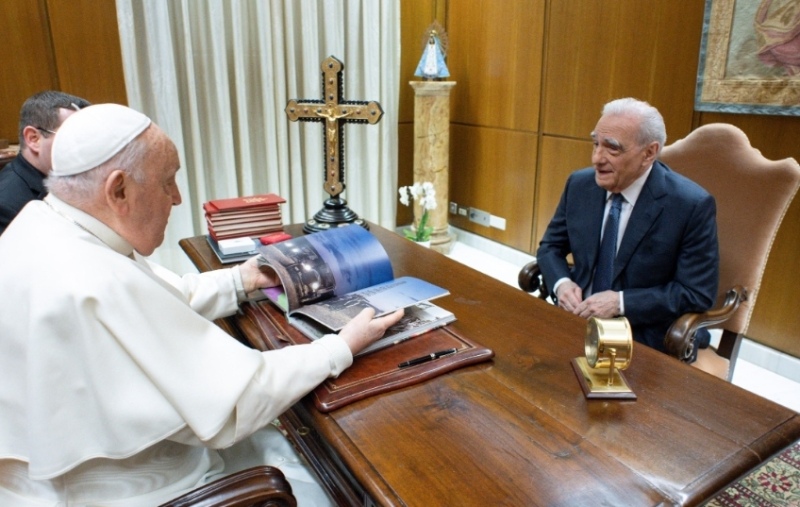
0,91 -> 90,235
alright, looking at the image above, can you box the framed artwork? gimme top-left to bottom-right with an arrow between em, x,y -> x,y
695,0 -> 800,116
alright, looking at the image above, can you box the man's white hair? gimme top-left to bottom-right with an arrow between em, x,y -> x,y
602,98 -> 667,153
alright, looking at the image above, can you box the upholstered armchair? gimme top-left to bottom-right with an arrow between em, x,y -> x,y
519,123 -> 800,380
159,466 -> 297,507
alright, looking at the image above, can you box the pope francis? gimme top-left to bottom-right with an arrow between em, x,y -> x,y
0,104 -> 403,506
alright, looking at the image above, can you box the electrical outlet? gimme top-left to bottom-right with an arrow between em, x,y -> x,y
468,207 -> 491,227
458,206 -> 468,217
449,202 -> 458,214
490,215 -> 506,230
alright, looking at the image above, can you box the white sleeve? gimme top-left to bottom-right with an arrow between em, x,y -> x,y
171,334 -> 353,449
145,260 -> 240,320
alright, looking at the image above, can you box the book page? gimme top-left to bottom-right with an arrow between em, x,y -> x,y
288,301 -> 456,353
258,225 -> 393,312
356,302 -> 456,356
289,276 -> 450,331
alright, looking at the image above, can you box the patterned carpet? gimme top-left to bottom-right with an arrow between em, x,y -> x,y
703,440 -> 800,506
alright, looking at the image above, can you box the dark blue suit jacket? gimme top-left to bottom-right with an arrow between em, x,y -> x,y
536,160 -> 719,353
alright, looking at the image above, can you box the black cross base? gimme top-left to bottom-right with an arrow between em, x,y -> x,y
303,197 -> 368,234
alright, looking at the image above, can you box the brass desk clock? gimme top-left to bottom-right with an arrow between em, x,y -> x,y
571,317 -> 637,400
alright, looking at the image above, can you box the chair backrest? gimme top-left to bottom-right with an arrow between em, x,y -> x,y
659,123 -> 800,336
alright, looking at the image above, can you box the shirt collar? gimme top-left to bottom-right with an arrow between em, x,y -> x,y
44,194 -> 136,258
608,164 -> 652,206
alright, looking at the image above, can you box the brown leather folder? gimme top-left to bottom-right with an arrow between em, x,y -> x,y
241,301 -> 494,412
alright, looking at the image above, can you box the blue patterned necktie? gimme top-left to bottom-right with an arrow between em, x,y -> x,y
593,193 -> 624,293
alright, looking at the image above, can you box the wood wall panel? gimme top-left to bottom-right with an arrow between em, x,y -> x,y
0,0 -> 57,141
397,123 -> 414,226
0,0 -> 126,142
46,0 -> 127,106
533,135 -> 592,250
448,124 -> 537,251
543,0 -> 705,141
747,195 -> 800,358
446,0 -> 544,131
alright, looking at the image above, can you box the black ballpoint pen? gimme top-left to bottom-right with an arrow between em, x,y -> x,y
398,348 -> 458,368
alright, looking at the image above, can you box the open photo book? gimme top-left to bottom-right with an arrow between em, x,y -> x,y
256,225 -> 455,356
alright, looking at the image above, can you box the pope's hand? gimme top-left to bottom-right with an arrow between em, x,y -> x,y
338,307 -> 405,355
239,255 -> 281,293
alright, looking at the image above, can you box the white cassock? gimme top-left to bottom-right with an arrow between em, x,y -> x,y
0,195 -> 351,506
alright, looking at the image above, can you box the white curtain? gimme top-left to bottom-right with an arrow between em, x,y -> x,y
115,0 -> 400,273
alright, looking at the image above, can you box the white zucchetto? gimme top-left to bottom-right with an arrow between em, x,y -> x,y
51,104 -> 151,177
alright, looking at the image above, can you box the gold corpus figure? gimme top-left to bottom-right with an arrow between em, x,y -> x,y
317,104 -> 354,144
315,104 -> 353,194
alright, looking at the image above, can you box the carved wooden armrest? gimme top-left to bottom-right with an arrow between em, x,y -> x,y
159,465 -> 297,507
664,286 -> 748,362
518,260 -> 552,300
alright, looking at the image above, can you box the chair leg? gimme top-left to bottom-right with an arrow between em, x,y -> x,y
715,330 -> 743,382
716,330 -> 739,359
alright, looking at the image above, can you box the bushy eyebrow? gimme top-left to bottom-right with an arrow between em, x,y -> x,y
590,132 -> 624,151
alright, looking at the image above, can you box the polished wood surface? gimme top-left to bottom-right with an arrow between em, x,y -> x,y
180,225 -> 800,506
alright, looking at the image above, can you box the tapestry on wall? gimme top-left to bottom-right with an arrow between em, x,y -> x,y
696,0 -> 800,116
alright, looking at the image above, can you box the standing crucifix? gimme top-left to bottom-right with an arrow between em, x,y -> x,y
286,55 -> 384,234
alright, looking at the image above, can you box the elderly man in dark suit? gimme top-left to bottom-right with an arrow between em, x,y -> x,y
536,98 -> 719,357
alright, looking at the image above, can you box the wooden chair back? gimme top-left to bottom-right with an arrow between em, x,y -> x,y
159,465 -> 296,507
660,123 -> 800,341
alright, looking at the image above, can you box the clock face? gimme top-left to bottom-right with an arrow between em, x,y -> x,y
584,317 -> 633,370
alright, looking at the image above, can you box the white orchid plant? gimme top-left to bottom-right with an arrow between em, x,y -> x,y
398,181 -> 437,242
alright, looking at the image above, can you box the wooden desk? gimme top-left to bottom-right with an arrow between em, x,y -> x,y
180,225 -> 800,507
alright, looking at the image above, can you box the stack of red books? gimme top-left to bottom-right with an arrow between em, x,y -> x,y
204,193 -> 286,241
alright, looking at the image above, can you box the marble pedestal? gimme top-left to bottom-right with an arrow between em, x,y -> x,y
410,80 -> 456,254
